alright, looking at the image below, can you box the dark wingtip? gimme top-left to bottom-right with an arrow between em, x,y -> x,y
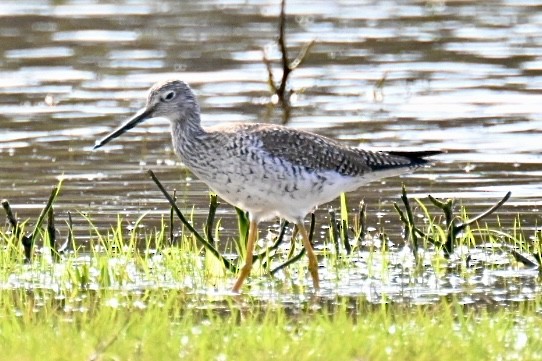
380,149 -> 444,169
386,150 -> 444,159
362,149 -> 444,173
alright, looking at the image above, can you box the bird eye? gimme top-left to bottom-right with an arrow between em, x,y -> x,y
163,91 -> 176,102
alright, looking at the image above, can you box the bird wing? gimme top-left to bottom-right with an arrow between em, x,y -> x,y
253,125 -> 427,176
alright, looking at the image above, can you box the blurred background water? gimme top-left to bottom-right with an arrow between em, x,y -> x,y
1,0 -> 541,246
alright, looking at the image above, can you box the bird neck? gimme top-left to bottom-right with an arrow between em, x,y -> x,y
171,113 -> 206,159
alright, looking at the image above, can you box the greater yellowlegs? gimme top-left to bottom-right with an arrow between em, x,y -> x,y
94,80 -> 441,292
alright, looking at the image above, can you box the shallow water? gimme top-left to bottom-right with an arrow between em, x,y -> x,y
1,0 -> 542,300
4,242 -> 540,307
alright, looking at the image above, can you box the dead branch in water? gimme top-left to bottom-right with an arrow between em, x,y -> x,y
264,0 -> 315,123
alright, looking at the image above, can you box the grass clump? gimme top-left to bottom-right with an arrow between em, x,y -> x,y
0,210 -> 541,361
0,288 -> 541,361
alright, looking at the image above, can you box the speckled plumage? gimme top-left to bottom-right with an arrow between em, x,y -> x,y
152,80 -> 438,222
171,120 -> 435,223
94,79 -> 441,292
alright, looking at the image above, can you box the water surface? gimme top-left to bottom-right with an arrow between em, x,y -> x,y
1,0 -> 541,255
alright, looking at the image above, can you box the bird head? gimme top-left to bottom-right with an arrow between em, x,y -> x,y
93,80 -> 200,149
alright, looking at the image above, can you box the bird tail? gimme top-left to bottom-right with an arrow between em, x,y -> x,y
383,150 -> 443,168
385,150 -> 443,159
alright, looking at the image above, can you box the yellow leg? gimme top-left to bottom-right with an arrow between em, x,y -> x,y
296,222 -> 320,290
232,220 -> 258,293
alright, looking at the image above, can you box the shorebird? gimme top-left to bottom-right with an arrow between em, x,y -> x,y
94,80 -> 440,292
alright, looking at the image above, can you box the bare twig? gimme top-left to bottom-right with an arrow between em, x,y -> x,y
395,187 -> 512,258
427,195 -> 456,254
169,189 -> 176,245
428,191 -> 511,255
271,213 -> 315,275
329,209 -> 340,255
147,170 -> 237,273
276,0 -> 290,103
341,219 -> 351,255
2,200 -> 30,252
264,0 -> 314,122
394,202 -> 439,245
2,200 -> 31,261
290,40 -> 315,70
47,206 -> 60,261
456,191 -> 511,229
2,199 -> 18,229
257,220 -> 290,264
30,185 -> 61,249
356,200 -> 367,245
2,185 -> 61,262
397,184 -> 419,262
205,194 -> 219,245
510,250 -> 539,268
263,53 -> 278,93
235,207 -> 250,253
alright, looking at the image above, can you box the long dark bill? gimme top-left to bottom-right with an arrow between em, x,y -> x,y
93,107 -> 152,149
